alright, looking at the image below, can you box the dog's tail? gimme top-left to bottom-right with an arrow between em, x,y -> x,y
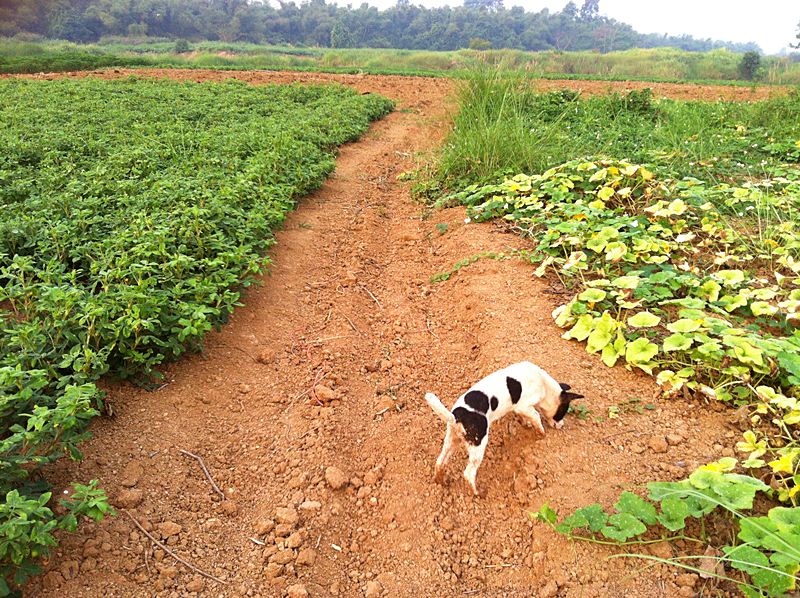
425,392 -> 455,425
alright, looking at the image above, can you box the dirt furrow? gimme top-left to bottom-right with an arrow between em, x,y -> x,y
29,71 -> 741,598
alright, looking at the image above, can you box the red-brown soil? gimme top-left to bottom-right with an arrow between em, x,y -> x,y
24,70 -> 757,598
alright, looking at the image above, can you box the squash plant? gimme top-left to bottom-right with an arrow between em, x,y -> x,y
448,157 -> 800,501
536,461 -> 800,597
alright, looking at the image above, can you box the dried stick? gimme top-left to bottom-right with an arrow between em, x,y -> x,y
124,510 -> 227,585
359,284 -> 382,308
343,314 -> 359,333
179,449 -> 225,500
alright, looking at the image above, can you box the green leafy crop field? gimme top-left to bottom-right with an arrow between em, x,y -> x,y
0,77 -> 392,592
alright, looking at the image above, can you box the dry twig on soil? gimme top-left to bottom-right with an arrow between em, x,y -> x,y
359,284 -> 382,308
179,449 -> 225,500
124,510 -> 227,585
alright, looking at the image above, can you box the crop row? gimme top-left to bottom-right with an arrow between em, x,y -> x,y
0,77 -> 393,592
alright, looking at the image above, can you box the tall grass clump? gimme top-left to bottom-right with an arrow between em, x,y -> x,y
438,64 -> 800,188
438,64 -> 546,184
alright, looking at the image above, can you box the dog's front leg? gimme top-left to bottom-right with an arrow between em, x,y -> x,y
434,424 -> 456,484
517,406 -> 546,435
463,439 -> 488,497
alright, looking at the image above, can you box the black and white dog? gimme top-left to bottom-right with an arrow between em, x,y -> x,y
425,361 -> 584,496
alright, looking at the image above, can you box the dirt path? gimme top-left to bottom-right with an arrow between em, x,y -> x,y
28,71 -> 746,598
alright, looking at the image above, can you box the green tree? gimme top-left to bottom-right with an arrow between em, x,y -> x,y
579,0 -> 599,21
464,0 -> 504,12
738,51 -> 761,80
330,20 -> 354,47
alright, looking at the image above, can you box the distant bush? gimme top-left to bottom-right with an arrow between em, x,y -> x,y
174,38 -> 190,53
739,50 -> 762,80
469,38 -> 492,51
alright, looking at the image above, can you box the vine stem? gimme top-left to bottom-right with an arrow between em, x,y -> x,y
560,532 -> 704,547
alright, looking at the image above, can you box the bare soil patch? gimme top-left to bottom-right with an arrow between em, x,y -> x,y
24,70 -> 749,598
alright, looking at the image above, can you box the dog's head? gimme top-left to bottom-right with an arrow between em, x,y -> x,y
537,381 -> 584,427
554,382 -> 584,422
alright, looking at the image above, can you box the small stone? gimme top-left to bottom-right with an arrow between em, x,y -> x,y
255,518 -> 275,535
314,385 -> 337,403
271,548 -> 295,565
364,470 -> 381,486
42,571 -> 64,590
365,580 -> 382,598
296,548 -> 317,566
159,521 -> 182,538
221,501 -> 239,517
375,395 -> 394,413
666,433 -> 684,446
81,557 -> 97,573
264,563 -> 284,579
60,560 -> 80,580
676,573 -> 698,588
287,584 -> 309,598
286,532 -> 303,549
325,466 -> 348,490
357,486 -> 372,499
678,586 -> 694,597
539,580 -> 558,598
648,436 -> 669,454
256,349 -> 277,365
698,545 -> 724,579
186,576 -> 205,592
275,507 -> 299,526
238,383 -> 252,394
649,541 -> 673,560
299,500 -> 321,512
121,461 -> 143,487
275,523 -> 294,537
116,488 -> 144,508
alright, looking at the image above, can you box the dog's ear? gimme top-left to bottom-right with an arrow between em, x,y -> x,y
561,391 -> 584,401
559,382 -> 571,391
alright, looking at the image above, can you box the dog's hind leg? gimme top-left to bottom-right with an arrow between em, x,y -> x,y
463,437 -> 488,497
434,424 -> 457,484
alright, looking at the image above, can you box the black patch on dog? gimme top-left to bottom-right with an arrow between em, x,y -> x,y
490,396 -> 499,411
464,390 -> 489,413
553,401 -> 572,422
453,407 -> 487,445
506,377 -> 522,404
559,382 -> 571,391
554,391 -> 585,422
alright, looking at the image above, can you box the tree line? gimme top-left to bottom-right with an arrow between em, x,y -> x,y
0,0 -> 761,54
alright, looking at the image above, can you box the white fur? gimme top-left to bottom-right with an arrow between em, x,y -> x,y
426,361 -> 568,496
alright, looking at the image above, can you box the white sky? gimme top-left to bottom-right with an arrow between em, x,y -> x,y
330,0 -> 800,54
